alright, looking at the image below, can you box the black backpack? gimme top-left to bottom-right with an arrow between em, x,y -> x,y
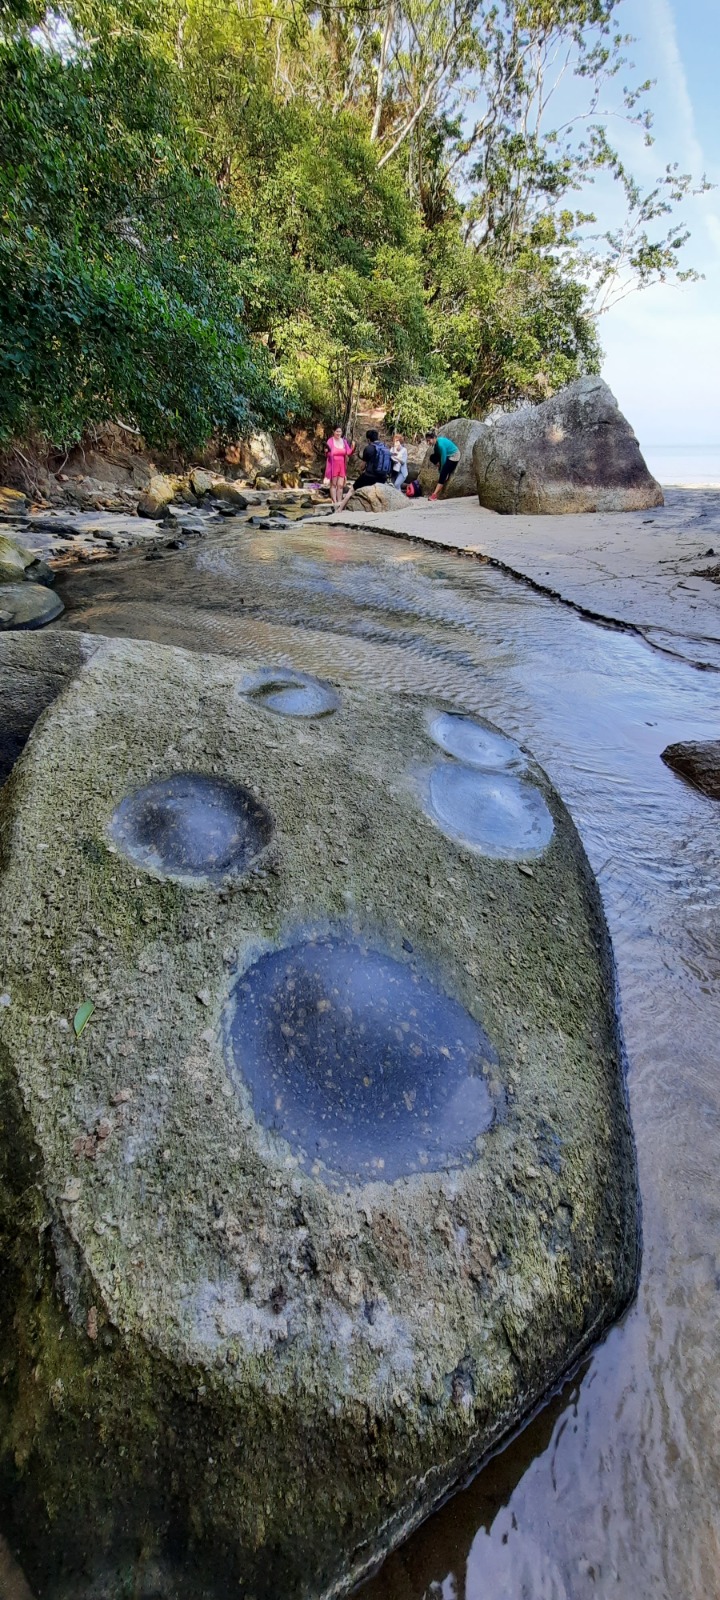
373,441 -> 393,475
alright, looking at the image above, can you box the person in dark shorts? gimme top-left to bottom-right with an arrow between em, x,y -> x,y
426,430 -> 460,499
339,430 -> 390,508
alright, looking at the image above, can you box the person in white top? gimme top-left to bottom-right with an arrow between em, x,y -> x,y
390,433 -> 408,490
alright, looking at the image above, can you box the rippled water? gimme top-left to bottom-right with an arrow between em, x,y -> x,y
44,516 -> 720,1600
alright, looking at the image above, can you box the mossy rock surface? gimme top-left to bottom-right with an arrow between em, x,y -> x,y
0,637 -> 639,1599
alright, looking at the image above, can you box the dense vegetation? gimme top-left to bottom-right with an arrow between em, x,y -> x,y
0,0 -> 704,451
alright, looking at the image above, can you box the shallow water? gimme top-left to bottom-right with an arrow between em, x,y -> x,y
226,933 -> 496,1186
45,514 -> 720,1599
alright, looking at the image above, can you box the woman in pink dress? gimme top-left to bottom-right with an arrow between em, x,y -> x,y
325,427 -> 354,506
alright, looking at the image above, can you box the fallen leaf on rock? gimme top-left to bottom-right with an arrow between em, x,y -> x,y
73,999 -> 95,1037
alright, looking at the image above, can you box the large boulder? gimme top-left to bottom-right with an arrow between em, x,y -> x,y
472,378 -> 664,514
0,486 -> 27,517
0,533 -> 54,587
346,481 -> 408,514
137,474 -> 185,519
0,583 -> 63,631
0,637 -> 638,1599
230,431 -> 280,482
418,418 -> 487,498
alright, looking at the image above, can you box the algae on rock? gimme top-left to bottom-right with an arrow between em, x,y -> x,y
0,635 -> 639,1599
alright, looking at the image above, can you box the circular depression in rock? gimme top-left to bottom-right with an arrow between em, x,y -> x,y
109,772 -> 273,883
226,934 -> 496,1184
426,764 -> 554,858
429,711 -> 526,771
238,665 -> 339,718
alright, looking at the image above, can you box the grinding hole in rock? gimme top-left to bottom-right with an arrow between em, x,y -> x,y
109,772 -> 273,883
226,933 -> 496,1185
238,664 -> 340,717
428,711 -> 526,771
426,764 -> 554,858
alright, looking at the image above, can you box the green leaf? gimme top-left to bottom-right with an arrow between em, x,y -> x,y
73,999 -> 95,1037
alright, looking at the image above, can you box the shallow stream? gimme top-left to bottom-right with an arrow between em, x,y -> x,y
29,512 -> 720,1598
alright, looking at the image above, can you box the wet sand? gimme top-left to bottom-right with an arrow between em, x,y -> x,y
330,487 -> 720,671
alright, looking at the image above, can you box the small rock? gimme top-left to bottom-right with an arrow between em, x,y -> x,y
196,988 -> 211,1007
0,993 -> 10,1008
517,864 -> 535,878
60,1178 -> 82,1203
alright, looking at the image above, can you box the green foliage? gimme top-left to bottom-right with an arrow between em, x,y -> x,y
0,0 -> 699,454
0,31 -> 288,449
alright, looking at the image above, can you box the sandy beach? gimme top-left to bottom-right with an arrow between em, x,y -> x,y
330,486 -> 720,672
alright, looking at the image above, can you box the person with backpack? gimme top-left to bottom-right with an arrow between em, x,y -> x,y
338,430 -> 392,508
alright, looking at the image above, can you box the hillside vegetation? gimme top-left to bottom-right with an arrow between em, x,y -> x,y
0,0 -> 703,453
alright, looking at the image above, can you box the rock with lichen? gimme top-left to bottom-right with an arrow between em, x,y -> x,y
0,634 -> 638,1599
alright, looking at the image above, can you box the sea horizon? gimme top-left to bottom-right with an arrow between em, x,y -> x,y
642,442 -> 720,488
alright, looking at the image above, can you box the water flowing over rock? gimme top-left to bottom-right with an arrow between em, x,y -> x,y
0,634 -> 638,1600
419,418 -> 488,498
472,378 -> 664,514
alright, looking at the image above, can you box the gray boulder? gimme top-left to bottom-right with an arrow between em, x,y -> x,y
419,418 -> 487,498
0,533 -> 54,587
346,481 -> 408,514
472,378 -> 664,514
0,582 -> 63,631
661,739 -> 720,799
0,637 -> 638,1599
231,431 -> 280,481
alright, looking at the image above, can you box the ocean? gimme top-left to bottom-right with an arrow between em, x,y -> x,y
643,443 -> 720,487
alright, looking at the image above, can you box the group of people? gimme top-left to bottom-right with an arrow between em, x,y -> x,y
324,426 -> 461,509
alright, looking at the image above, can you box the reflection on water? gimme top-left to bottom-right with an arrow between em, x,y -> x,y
49,515 -> 720,1600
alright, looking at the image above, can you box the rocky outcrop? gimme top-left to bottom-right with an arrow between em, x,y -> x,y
419,418 -> 487,498
0,534 -> 54,587
137,474 -> 182,519
661,740 -> 720,799
0,634 -> 638,1600
0,486 -> 27,516
229,430 -> 280,481
472,378 -> 664,514
346,481 -> 408,514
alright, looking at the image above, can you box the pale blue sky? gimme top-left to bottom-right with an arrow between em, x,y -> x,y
599,0 -> 720,448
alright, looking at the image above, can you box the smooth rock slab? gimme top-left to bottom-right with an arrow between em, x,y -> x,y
0,637 -> 638,1600
0,582 -> 63,629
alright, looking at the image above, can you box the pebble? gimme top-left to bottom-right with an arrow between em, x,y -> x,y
196,988 -> 211,1007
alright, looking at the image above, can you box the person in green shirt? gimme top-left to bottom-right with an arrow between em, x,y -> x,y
425,430 -> 461,499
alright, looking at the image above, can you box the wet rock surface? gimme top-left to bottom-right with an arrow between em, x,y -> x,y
472,378 -> 665,514
238,664 -> 340,717
0,635 -> 638,1600
660,739 -> 720,799
425,764 -> 555,858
